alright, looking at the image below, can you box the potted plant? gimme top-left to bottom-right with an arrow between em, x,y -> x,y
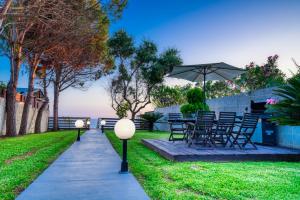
140,112 -> 163,132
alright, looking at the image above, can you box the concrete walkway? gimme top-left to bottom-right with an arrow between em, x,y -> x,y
17,129 -> 149,200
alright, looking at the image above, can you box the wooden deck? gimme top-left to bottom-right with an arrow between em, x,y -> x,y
142,139 -> 300,162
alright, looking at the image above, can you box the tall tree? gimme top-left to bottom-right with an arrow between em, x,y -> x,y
108,30 -> 182,120
34,66 -> 51,133
235,55 -> 285,91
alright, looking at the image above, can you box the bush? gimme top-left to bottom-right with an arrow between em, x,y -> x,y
186,87 -> 204,104
269,77 -> 300,125
180,88 -> 209,116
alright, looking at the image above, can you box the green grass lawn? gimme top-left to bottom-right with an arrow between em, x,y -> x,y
106,130 -> 300,200
0,130 -> 80,200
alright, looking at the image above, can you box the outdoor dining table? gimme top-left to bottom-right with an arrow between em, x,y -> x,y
168,116 -> 243,147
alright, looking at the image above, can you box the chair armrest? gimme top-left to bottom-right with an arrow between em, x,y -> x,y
186,122 -> 195,126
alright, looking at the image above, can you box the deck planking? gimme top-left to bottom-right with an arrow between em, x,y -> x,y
142,139 -> 300,162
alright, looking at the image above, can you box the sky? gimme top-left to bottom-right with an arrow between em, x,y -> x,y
1,0 -> 300,118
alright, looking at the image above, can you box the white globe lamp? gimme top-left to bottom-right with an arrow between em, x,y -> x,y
114,119 -> 136,173
100,120 -> 106,126
100,120 -> 106,133
86,120 -> 91,129
75,120 -> 84,141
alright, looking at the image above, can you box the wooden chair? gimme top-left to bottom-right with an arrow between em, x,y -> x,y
188,111 -> 215,147
230,113 -> 259,149
168,113 -> 186,141
213,112 -> 236,147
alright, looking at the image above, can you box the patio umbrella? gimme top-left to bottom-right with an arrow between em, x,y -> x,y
168,62 -> 245,103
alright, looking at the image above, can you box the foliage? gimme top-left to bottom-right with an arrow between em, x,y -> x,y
108,30 -> 182,119
116,102 -> 129,118
180,88 -> 209,115
0,130 -> 80,200
269,77 -> 300,125
151,84 -> 191,107
140,112 -> 163,123
186,87 -> 204,104
235,55 -> 285,91
140,112 -> 163,131
205,80 -> 241,99
0,0 -> 127,134
0,81 -> 6,91
290,59 -> 300,80
107,130 -> 300,200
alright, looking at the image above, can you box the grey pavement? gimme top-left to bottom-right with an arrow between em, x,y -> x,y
17,129 -> 149,200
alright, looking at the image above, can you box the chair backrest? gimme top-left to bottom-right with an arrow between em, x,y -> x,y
240,113 -> 259,134
217,112 -> 236,131
168,113 -> 183,120
195,111 -> 215,130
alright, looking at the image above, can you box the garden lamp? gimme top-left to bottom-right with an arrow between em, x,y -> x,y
114,119 -> 135,173
86,120 -> 91,129
75,120 -> 84,141
100,120 -> 106,133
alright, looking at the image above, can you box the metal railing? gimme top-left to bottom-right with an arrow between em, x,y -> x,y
97,118 -> 149,130
48,117 -> 90,130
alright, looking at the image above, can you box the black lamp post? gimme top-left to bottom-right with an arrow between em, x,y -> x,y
75,120 -> 84,141
100,120 -> 106,134
114,119 -> 136,173
86,120 -> 91,129
120,139 -> 128,172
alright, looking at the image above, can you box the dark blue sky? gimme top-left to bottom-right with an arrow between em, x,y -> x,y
1,0 -> 300,117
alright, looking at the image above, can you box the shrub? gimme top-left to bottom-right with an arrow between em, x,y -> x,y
186,87 -> 204,104
269,77 -> 300,125
180,88 -> 209,116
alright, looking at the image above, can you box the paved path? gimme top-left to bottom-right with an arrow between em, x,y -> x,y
17,129 -> 149,200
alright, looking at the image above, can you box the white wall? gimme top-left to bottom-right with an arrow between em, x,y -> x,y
277,126 -> 300,149
0,97 -> 49,135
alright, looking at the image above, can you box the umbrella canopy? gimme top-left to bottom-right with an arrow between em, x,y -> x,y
168,62 -> 245,103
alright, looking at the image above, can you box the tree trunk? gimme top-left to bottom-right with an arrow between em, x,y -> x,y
5,81 -> 17,136
53,68 -> 61,131
6,49 -> 22,136
19,66 -> 36,135
131,112 -> 136,121
35,76 -> 49,133
53,83 -> 59,131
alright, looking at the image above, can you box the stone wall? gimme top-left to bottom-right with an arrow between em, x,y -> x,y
0,97 -> 49,135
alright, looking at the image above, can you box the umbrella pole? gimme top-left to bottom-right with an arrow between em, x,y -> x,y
203,70 -> 206,104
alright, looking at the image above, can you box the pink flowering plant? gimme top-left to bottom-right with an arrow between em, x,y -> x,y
266,98 -> 277,105
265,98 -> 278,113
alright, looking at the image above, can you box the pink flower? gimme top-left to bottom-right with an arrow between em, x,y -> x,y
266,98 -> 277,105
